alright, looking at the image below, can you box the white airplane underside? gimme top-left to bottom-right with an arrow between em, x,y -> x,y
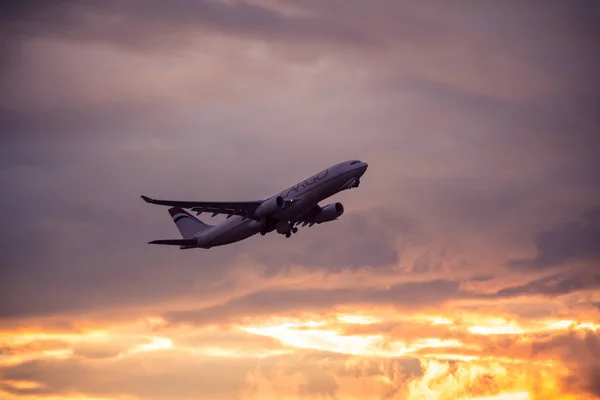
142,160 -> 368,249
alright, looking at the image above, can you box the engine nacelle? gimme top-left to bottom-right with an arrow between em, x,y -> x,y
313,202 -> 344,224
255,196 -> 285,217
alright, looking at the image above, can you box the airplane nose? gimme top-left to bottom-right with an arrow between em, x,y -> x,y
358,162 -> 368,175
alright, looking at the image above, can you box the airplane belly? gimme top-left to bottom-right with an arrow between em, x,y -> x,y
273,200 -> 314,221
208,220 -> 261,246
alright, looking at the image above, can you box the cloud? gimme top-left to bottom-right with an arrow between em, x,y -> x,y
165,278 -> 461,326
298,369 -> 339,397
71,342 -> 129,361
1,1 -> 599,398
1,0 -> 372,53
509,208 -> 600,269
0,353 -> 254,400
493,271 -> 600,298
532,330 -> 600,397
2,307 -> 599,400
0,340 -> 68,356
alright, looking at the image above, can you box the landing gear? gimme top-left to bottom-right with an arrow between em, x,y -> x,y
284,226 -> 298,238
342,178 -> 360,190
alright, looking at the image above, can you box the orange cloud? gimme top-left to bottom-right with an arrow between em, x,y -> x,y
1,307 -> 599,399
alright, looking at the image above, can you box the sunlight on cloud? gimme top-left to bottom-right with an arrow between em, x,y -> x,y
242,322 -> 385,356
238,310 -> 599,399
468,321 -> 525,335
2,330 -> 108,345
241,314 -> 472,359
127,337 -> 172,354
0,395 -> 135,400
429,316 -> 454,325
2,380 -> 43,390
468,317 -> 600,336
571,321 -> 600,332
0,341 -> 73,366
193,346 -> 291,359
468,392 -> 530,400
336,314 -> 383,325
2,309 -> 597,399
404,359 -> 540,400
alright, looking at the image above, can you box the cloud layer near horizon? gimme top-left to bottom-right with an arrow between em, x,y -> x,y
1,1 -> 599,399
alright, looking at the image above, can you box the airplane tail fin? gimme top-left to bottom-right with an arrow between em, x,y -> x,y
168,207 -> 213,239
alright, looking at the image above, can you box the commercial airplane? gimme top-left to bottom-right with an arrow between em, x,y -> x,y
141,159 -> 368,249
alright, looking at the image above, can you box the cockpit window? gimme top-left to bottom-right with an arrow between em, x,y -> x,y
350,160 -> 360,165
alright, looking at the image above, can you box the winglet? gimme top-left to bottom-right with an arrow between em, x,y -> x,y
141,195 -> 155,204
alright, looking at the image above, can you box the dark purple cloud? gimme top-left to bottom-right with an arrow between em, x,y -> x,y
494,271 -> 600,298
509,208 -> 600,268
0,0 -> 373,52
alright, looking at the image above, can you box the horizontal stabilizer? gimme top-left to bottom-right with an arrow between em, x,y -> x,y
148,239 -> 198,246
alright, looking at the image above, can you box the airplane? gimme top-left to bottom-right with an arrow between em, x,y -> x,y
141,159 -> 368,249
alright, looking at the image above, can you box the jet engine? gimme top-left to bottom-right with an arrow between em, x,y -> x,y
255,196 -> 285,217
313,202 -> 344,224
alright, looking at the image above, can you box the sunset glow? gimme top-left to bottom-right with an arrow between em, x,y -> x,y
2,310 -> 598,399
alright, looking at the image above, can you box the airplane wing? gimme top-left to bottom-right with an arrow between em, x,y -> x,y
141,195 -> 263,220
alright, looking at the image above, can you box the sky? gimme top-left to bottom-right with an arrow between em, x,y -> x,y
1,0 -> 599,399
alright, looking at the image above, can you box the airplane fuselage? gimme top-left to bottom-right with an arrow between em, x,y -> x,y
192,160 -> 368,248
